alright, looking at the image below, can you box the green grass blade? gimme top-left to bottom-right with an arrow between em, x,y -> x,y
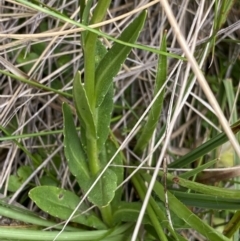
179,159 -> 217,179
0,69 -> 71,98
223,210 -> 240,238
15,0 -> 184,60
112,202 -> 150,224
135,173 -> 182,241
132,173 -> 168,241
0,199 -> 77,231
168,173 -> 240,199
224,78 -> 238,124
134,31 -> 167,154
0,223 -> 133,241
172,191 -> 240,210
143,173 -> 231,241
169,119 -> 240,168
209,0 -> 234,60
95,11 -> 147,107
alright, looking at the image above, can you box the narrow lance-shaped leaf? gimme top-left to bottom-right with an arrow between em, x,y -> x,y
112,202 -> 152,225
209,1 -> 234,60
80,0 -> 94,40
142,173 -> 231,241
95,11 -> 147,107
83,1 -> 111,108
73,71 -> 96,139
223,210 -> 240,238
95,39 -> 108,68
62,102 -> 90,184
172,191 -> 240,210
134,31 -> 167,154
100,138 -> 123,207
96,84 -> 113,153
93,39 -> 111,153
169,119 -> 240,168
169,174 -> 240,199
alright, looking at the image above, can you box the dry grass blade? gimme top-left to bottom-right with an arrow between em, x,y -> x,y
1,1 -> 240,241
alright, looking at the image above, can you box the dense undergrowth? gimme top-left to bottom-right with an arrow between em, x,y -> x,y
0,1 -> 240,240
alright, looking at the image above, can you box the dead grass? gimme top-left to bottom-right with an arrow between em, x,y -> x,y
0,1 -> 240,240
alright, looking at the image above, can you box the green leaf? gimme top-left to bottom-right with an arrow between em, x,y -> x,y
179,159 -> 217,179
80,0 -> 94,32
39,176 -> 58,186
223,210 -> 240,238
62,102 -> 90,184
143,173 -> 231,241
73,72 -> 96,138
172,191 -> 240,210
113,202 -> 150,225
168,119 -> 240,168
87,169 -> 117,207
95,11 -> 147,107
89,0 -> 111,25
29,186 -> 107,229
95,39 -> 108,67
14,0 -> 184,62
224,78 -> 238,124
17,165 -> 32,179
8,166 -> 32,192
169,174 -> 240,199
97,84 -> 113,153
0,223 -> 132,240
0,69 -> 71,98
0,198 -> 77,231
134,31 -> 167,154
113,201 -> 187,229
16,50 -> 39,73
105,138 -> 123,206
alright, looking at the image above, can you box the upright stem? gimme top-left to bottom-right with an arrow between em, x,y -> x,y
87,137 -> 99,175
83,0 -> 111,110
100,205 -> 113,227
82,0 -> 113,226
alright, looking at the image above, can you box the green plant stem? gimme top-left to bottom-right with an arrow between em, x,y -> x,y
100,205 -> 113,227
135,173 -> 180,240
87,137 -> 99,175
83,34 -> 97,109
223,210 -> 240,238
131,173 -> 168,241
0,223 -> 132,241
83,1 -> 113,226
89,0 -> 111,24
83,0 -> 111,110
0,200 -> 77,231
87,137 -> 113,227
